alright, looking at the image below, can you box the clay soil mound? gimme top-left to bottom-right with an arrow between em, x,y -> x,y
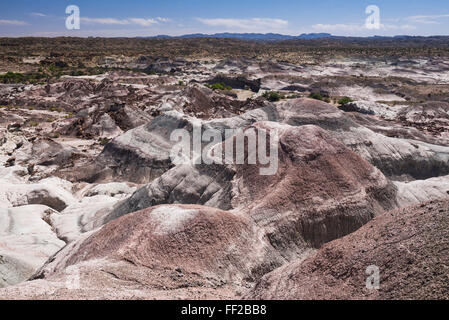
109,122 -> 397,261
230,122 -> 398,258
33,204 -> 278,286
248,199 -> 449,300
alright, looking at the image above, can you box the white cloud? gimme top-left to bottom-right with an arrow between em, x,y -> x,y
311,23 -> 416,34
311,23 -> 362,33
384,24 -> 417,31
30,13 -> 47,17
197,18 -> 288,31
0,19 -> 28,26
81,17 -> 170,26
128,18 -> 158,26
406,14 -> 449,24
156,17 -> 171,23
81,18 -> 131,25
310,13 -> 449,36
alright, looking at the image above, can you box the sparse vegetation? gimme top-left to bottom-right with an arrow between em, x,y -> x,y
0,71 -> 47,84
309,93 -> 324,101
71,70 -> 85,77
263,91 -> 283,102
0,105 -> 20,110
26,120 -> 39,127
0,72 -> 26,83
206,83 -> 232,91
99,137 -> 110,146
338,97 -> 354,105
49,106 -> 63,113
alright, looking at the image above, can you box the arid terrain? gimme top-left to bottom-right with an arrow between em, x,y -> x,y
0,37 -> 448,299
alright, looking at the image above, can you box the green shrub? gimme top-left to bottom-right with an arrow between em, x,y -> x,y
48,65 -> 62,73
26,120 -> 39,127
309,93 -> 324,101
211,83 -> 224,90
0,71 -> 49,84
207,83 -> 232,91
71,70 -> 85,76
338,97 -> 354,105
0,72 -> 26,84
49,106 -> 63,113
263,91 -> 283,102
99,137 -> 110,146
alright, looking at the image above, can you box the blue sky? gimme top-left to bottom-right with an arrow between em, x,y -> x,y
0,0 -> 448,37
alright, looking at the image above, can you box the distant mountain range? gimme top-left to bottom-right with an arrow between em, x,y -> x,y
145,33 -> 333,41
140,33 -> 444,41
